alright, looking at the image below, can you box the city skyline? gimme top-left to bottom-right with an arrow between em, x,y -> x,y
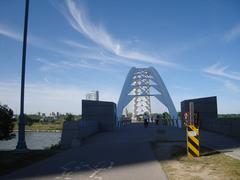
0,0 -> 240,114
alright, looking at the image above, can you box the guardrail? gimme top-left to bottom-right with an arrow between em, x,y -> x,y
121,119 -> 131,126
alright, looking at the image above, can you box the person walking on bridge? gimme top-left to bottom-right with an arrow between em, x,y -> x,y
143,112 -> 149,128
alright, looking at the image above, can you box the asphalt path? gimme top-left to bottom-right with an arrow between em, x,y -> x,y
2,123 -> 167,180
156,126 -> 240,160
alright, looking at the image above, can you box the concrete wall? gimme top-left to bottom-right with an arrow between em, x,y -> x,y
82,100 -> 116,131
61,120 -> 98,149
181,96 -> 240,139
61,100 -> 117,148
206,118 -> 240,139
181,96 -> 218,129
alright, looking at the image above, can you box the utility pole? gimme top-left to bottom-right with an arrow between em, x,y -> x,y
16,0 -> 29,151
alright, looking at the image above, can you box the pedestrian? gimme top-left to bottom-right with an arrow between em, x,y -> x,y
156,114 -> 160,125
143,112 -> 148,128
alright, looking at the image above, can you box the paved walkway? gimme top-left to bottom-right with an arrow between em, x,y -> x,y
156,126 -> 240,160
201,130 -> 240,160
3,123 -> 240,179
2,123 -> 167,180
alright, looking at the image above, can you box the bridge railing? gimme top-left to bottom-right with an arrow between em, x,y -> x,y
117,117 -> 131,127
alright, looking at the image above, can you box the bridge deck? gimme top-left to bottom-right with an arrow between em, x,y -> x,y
3,123 -> 240,179
2,123 -> 167,180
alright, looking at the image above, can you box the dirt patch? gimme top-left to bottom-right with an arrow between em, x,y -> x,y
151,141 -> 240,180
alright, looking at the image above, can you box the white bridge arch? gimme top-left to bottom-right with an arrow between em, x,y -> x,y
117,67 -> 181,128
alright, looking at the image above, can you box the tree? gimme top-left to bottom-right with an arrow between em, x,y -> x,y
126,112 -> 133,118
24,115 -> 34,126
0,105 -> 16,140
65,113 -> 74,121
15,114 -> 35,126
162,112 -> 171,125
178,112 -> 182,118
162,112 -> 171,120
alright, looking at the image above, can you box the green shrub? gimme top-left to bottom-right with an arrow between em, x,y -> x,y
0,105 -> 16,140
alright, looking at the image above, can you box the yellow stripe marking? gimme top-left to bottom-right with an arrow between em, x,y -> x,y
187,142 -> 200,156
189,125 -> 199,135
188,152 -> 194,158
189,135 -> 199,146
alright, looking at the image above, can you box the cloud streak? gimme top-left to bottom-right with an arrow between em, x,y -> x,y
35,57 -> 112,72
58,0 -> 177,67
203,63 -> 240,93
0,23 -> 58,51
223,80 -> 240,93
61,39 -> 90,49
203,63 -> 240,81
0,23 -> 144,68
1,1 -> 180,70
223,23 -> 240,42
204,74 -> 240,93
0,24 -> 22,41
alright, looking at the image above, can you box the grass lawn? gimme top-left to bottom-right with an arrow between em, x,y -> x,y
151,141 -> 240,180
0,149 -> 62,176
14,122 -> 64,131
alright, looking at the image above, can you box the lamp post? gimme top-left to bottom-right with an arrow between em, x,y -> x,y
16,0 -> 29,151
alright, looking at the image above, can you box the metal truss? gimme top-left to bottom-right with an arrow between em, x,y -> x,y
133,68 -> 151,118
117,67 -> 181,128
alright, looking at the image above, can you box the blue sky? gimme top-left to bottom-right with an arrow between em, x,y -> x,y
0,0 -> 240,114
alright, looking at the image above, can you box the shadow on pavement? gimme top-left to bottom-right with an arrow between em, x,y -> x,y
1,123 -> 240,179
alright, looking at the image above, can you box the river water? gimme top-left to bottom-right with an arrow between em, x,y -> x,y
0,131 -> 61,150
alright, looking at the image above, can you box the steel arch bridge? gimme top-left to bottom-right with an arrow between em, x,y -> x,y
117,67 -> 181,128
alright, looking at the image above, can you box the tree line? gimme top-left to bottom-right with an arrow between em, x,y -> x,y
0,104 -> 81,140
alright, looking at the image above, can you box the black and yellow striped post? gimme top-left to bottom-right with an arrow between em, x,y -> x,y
184,102 -> 200,158
187,124 -> 200,157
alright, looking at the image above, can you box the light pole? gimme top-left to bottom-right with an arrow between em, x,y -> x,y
16,0 -> 29,151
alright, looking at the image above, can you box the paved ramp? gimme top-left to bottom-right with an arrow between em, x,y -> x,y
2,123 -> 167,180
155,126 -> 240,160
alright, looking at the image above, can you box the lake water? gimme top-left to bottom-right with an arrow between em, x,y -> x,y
0,131 -> 62,150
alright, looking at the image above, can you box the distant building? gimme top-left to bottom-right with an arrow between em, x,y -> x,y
40,116 -> 55,123
86,90 -> 99,101
50,112 -> 56,117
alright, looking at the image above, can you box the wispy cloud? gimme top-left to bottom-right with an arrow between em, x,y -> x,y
0,23 -> 83,58
60,59 -> 111,71
0,24 -> 22,41
203,63 -> 240,81
35,57 -> 60,71
1,1 -> 179,69
0,23 -> 143,68
223,80 -> 240,93
223,23 -> 240,42
56,0 -> 178,67
204,74 -> 240,93
0,23 -> 58,50
35,57 -> 111,72
61,39 -> 90,49
203,63 -> 240,93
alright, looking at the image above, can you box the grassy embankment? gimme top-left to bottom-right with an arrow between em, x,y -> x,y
13,121 -> 64,131
151,141 -> 240,180
13,115 -> 82,131
0,117 -> 71,176
0,147 -> 62,176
